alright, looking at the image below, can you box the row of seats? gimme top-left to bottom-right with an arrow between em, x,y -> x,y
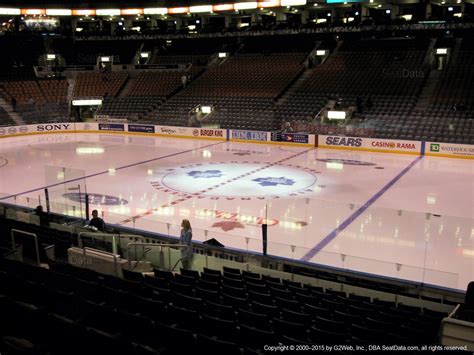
153,96 -> 277,129
73,72 -> 128,98
127,68 -> 203,97
181,53 -> 305,98
97,96 -> 163,121
18,103 -> 69,124
0,107 -> 15,126
430,50 -> 474,111
0,79 -> 67,105
0,258 -> 448,355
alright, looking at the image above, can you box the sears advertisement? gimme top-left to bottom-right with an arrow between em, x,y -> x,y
128,124 -> 155,134
319,135 -> 421,154
98,123 -> 125,132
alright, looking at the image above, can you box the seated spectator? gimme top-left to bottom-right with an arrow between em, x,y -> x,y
282,121 -> 294,133
356,96 -> 363,113
34,205 -> 49,227
366,97 -> 373,109
88,209 -> 106,232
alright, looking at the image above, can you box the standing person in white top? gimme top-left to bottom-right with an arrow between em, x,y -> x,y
179,219 -> 193,269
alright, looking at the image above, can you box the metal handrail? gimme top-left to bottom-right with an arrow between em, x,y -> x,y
448,304 -> 461,319
11,229 -> 40,266
314,107 -> 324,121
78,232 -> 142,255
126,242 -> 189,271
82,246 -> 120,277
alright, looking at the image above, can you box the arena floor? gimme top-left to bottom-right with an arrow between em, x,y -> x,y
0,133 -> 472,291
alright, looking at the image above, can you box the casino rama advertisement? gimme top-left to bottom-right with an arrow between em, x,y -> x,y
318,135 -> 422,155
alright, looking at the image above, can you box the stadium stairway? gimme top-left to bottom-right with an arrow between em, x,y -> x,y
449,38 -> 464,66
0,98 -> 23,125
118,73 -> 137,97
413,69 -> 442,112
275,67 -> 317,107
66,78 -> 75,104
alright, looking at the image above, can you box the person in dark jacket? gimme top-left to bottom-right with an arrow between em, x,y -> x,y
11,97 -> 17,112
88,209 -> 105,232
34,205 -> 49,227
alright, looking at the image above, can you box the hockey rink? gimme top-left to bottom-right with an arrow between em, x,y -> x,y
0,132 -> 472,291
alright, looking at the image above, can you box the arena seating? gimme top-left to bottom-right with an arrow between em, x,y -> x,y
151,51 -> 306,129
0,107 -> 15,126
0,258 -> 449,354
417,40 -> 474,144
97,97 -> 163,121
128,69 -> 203,97
0,79 -> 69,123
276,37 -> 430,131
154,96 -> 276,129
182,53 -> 305,98
18,103 -> 70,124
96,67 -> 204,120
73,72 -> 128,98
358,36 -> 474,144
0,32 -> 472,144
0,79 -> 67,106
428,39 -> 474,113
0,214 -> 456,355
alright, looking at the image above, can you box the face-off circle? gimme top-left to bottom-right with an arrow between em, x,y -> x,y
149,162 -> 319,200
0,158 -> 7,168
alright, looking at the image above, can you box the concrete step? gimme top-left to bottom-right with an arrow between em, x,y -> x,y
0,98 -> 24,125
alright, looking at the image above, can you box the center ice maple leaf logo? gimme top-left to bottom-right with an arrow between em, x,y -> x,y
187,170 -> 223,179
212,221 -> 245,232
252,177 -> 295,187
